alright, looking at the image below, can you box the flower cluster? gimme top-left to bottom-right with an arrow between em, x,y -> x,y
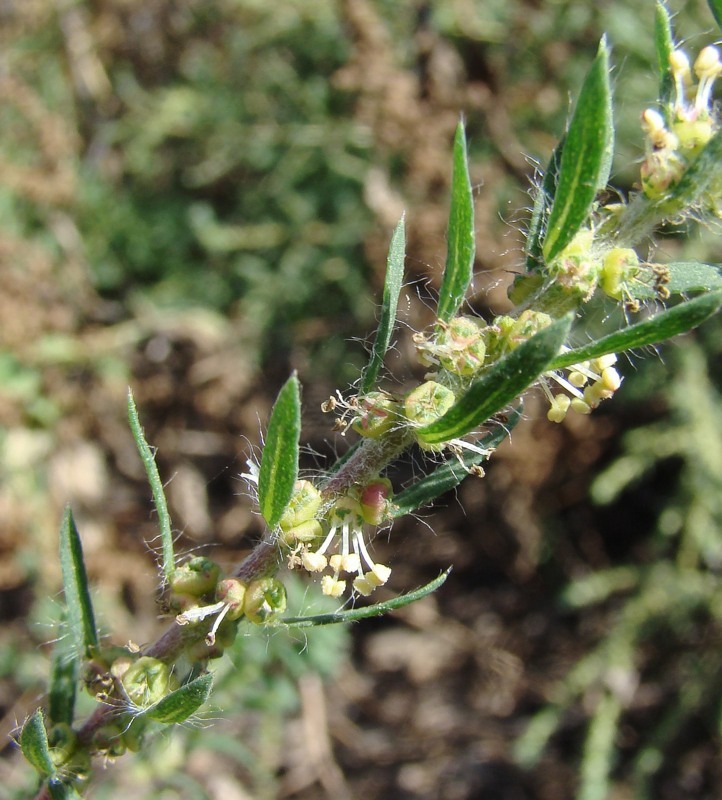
641,45 -> 722,199
280,479 -> 393,597
543,353 -> 622,423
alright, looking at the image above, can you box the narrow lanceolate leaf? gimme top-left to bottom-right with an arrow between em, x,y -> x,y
417,314 -> 573,445
258,374 -> 301,529
20,710 -> 56,779
654,2 -> 675,107
547,291 -> 722,371
542,39 -> 613,263
49,634 -> 78,727
437,122 -> 475,322
391,405 -> 522,517
59,507 -> 98,657
628,261 -> 722,300
708,0 -> 722,29
145,673 -> 213,724
360,215 -> 406,394
526,136 -> 566,272
282,570 -> 451,627
127,389 -> 174,581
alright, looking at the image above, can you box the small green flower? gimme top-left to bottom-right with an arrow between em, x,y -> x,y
120,656 -> 178,709
169,557 -> 221,598
244,577 -> 288,624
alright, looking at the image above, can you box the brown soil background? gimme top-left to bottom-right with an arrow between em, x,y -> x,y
1,1 -> 721,798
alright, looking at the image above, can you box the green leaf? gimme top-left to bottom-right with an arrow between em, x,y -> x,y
145,673 -> 213,724
49,636 -> 78,727
628,261 -> 722,299
127,388 -> 174,581
49,784 -> 83,800
360,215 -> 406,393
258,374 -> 301,529
416,315 -> 573,445
59,507 -> 98,657
654,2 -> 675,107
437,122 -> 475,322
526,136 -> 565,272
542,39 -> 613,263
282,570 -> 451,627
547,291 -> 722,371
708,0 -> 722,28
20,710 -> 56,779
391,405 -> 522,517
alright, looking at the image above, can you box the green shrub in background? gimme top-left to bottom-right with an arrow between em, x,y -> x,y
14,2 -> 722,798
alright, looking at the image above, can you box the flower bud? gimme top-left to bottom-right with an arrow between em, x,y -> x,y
93,724 -> 126,757
359,478 -> 393,525
48,723 -> 78,767
280,518 -> 323,545
437,316 -> 486,376
404,381 -> 456,451
351,392 -> 401,439
120,656 -> 178,708
278,480 -> 322,531
243,577 -> 287,624
600,248 -> 639,300
169,557 -> 221,598
215,578 -> 247,621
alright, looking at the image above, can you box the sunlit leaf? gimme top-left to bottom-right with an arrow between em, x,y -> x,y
437,122 -> 475,322
547,291 -> 722,370
543,39 -> 613,263
258,374 -> 301,529
145,673 -> 213,724
20,710 -> 56,779
59,507 -> 98,658
127,388 -> 174,581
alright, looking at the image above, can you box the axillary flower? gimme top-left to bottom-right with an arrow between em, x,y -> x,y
543,353 -> 622,423
281,479 -> 393,598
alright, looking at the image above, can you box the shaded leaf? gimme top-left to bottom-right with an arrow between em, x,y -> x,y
547,291 -> 722,371
127,388 -> 175,581
526,136 -> 565,272
49,633 -> 78,727
543,40 -> 613,263
654,2 -> 675,107
437,122 -> 475,322
59,507 -> 98,658
391,405 -> 523,517
145,673 -> 213,724
258,374 -> 301,529
628,261 -> 722,299
20,710 -> 56,779
708,0 -> 722,28
360,215 -> 406,393
416,315 -> 572,445
282,570 -> 451,627
49,784 -> 83,800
